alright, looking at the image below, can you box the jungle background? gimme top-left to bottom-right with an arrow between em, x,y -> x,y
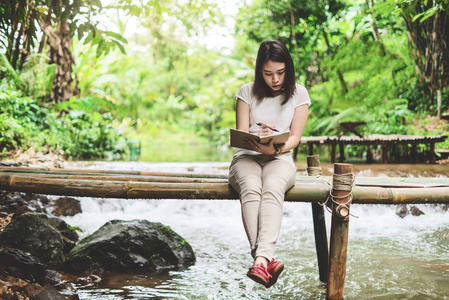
1,0 -> 448,163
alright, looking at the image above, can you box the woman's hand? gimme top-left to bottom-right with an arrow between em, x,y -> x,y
244,137 -> 275,155
257,123 -> 277,136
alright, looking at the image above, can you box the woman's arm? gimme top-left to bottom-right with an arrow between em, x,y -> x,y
236,98 -> 250,132
280,104 -> 309,153
244,104 -> 309,156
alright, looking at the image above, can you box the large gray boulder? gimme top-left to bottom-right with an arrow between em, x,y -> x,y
0,212 -> 79,268
64,219 -> 195,274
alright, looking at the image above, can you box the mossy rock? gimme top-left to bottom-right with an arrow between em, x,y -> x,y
0,213 -> 79,268
64,219 -> 195,274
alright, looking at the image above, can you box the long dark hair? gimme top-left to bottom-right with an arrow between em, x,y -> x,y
252,40 -> 296,105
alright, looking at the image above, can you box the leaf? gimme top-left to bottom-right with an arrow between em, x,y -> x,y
61,8 -> 71,22
92,0 -> 102,8
418,5 -> 441,22
412,11 -> 425,22
58,101 -> 71,111
104,31 -> 128,44
127,5 -> 142,17
77,23 -> 85,40
371,1 -> 398,18
112,40 -> 127,55
84,32 -> 93,44
96,39 -> 105,57
53,0 -> 61,17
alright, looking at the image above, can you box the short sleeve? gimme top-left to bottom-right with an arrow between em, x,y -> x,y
292,84 -> 311,108
235,83 -> 254,105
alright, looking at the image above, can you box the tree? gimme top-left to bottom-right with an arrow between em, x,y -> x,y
374,0 -> 449,111
235,0 -> 346,87
0,0 -> 128,103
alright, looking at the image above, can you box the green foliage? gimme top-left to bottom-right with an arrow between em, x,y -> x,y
72,31 -> 249,146
0,88 -> 38,151
0,53 -> 55,104
0,85 -> 127,159
235,0 -> 346,84
2,0 -> 449,162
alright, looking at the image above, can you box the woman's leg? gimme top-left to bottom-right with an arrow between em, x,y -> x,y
255,159 -> 296,261
228,155 -> 263,257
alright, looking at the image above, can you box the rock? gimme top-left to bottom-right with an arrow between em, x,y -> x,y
34,284 -> 70,300
11,205 -> 34,220
396,204 -> 409,218
64,219 -> 195,274
0,212 -> 79,267
396,205 -> 425,217
0,192 -> 48,214
0,248 -> 47,299
410,206 -> 425,216
0,248 -> 47,281
0,193 -> 27,214
52,197 -> 82,217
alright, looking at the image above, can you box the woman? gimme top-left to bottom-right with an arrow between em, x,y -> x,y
228,40 -> 310,288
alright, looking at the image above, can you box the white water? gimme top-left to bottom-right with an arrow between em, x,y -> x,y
60,161 -> 449,299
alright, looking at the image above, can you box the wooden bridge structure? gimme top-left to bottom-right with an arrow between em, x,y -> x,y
1,161 -> 449,300
297,134 -> 447,164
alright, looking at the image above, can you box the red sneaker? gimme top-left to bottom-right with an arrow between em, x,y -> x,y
266,259 -> 284,287
246,263 -> 272,288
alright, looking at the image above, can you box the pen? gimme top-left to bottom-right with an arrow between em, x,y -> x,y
256,122 -> 279,132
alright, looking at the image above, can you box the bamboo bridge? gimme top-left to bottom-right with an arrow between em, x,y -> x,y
1,160 -> 449,300
297,134 -> 447,164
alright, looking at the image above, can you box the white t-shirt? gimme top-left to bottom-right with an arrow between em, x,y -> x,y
234,82 -> 311,165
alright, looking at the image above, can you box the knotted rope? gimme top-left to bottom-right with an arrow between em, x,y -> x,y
306,166 -> 322,176
319,172 -> 357,217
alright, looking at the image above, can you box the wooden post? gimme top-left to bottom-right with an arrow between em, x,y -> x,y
307,155 -> 328,283
330,143 -> 336,163
308,143 -> 314,156
382,144 -> 388,164
366,145 -> 373,164
338,143 -> 345,163
293,146 -> 299,161
327,163 -> 353,300
429,142 -> 435,163
411,143 -> 417,163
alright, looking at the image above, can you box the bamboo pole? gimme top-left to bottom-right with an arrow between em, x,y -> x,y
0,167 -> 228,179
0,172 -> 228,183
327,163 -> 353,300
307,155 -> 329,283
0,172 -> 449,203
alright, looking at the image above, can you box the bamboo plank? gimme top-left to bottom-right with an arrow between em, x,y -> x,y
1,168 -> 449,188
0,167 -> 229,179
0,172 -> 228,183
0,173 -> 448,204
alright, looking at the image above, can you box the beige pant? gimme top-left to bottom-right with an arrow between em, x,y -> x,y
228,154 -> 296,261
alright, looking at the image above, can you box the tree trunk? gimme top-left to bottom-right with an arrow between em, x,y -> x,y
366,0 -> 386,56
39,19 -> 80,103
402,2 -> 449,106
336,68 -> 348,94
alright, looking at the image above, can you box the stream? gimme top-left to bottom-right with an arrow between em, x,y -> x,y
60,161 -> 449,299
